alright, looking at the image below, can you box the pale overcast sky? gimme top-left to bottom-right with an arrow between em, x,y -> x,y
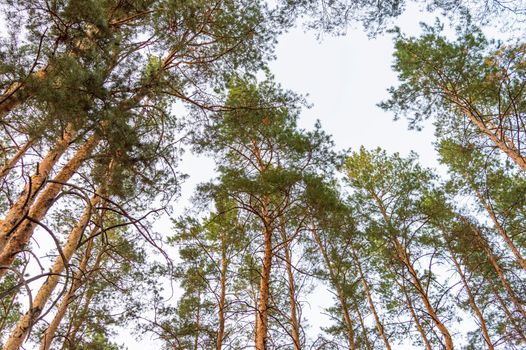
160,5 -> 443,350
0,3 -> 470,348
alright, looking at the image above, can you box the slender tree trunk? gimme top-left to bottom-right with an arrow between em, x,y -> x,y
468,179 -> 526,272
0,139 -> 33,181
400,280 -> 432,350
464,219 -> 526,319
447,242 -> 494,349
255,197 -> 273,350
443,90 -> 526,171
398,240 -> 454,349
352,252 -> 392,350
0,133 -> 100,279
2,192 -> 102,350
311,227 -> 356,350
39,226 -> 98,350
352,300 -> 372,350
0,124 -> 76,252
59,240 -> 106,350
279,221 -> 301,350
194,290 -> 201,350
0,69 -> 47,119
62,283 -> 95,349
216,232 -> 228,350
489,282 -> 526,342
371,191 -> 454,349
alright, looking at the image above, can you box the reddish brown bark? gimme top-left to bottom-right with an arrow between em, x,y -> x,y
447,244 -> 493,349
0,133 -> 100,279
3,192 -> 101,350
0,124 -> 76,252
352,252 -> 392,350
443,89 -> 526,171
39,226 -> 97,350
0,139 -> 33,181
255,198 -> 273,350
464,219 -> 526,319
371,191 -> 454,350
279,221 -> 301,350
311,227 -> 356,350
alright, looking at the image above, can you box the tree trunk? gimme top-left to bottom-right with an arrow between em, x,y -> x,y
216,230 -> 228,350
489,282 -> 526,342
447,242 -> 494,349
371,191 -> 454,349
255,199 -> 273,350
352,300 -> 372,350
0,124 -> 76,252
400,280 -> 432,350
311,227 -> 356,350
0,133 -> 100,279
0,139 -> 33,181
279,221 -> 301,350
352,252 -> 392,350
0,68 -> 47,119
464,219 -> 526,319
469,180 -> 526,272
39,225 -> 98,350
444,90 -> 526,171
62,283 -> 95,349
2,192 -> 102,350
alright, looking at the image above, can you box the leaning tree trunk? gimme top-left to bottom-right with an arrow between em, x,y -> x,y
399,278 -> 432,350
3,191 -> 103,350
311,227 -> 357,350
467,178 -> 526,272
444,89 -> 526,171
464,218 -> 526,319
0,68 -> 48,120
0,133 -> 100,279
352,251 -> 392,350
447,241 -> 494,349
371,191 -> 454,350
488,281 -> 526,342
0,139 -> 34,181
0,124 -> 76,252
39,225 -> 98,350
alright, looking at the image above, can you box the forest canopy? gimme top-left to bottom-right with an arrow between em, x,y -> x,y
0,0 -> 525,349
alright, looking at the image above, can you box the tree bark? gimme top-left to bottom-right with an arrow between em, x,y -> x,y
371,191 -> 454,349
468,179 -> 526,272
2,192 -> 102,350
464,219 -> 526,319
0,69 -> 47,120
39,226 -> 97,350
279,221 -> 301,350
255,196 -> 273,350
0,139 -> 33,181
0,133 -> 100,279
400,279 -> 432,350
489,282 -> 526,342
311,227 -> 356,350
444,89 -> 526,171
0,124 -> 76,252
352,300 -> 372,350
447,243 -> 493,349
352,251 -> 392,350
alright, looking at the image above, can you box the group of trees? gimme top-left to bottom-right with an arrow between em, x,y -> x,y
0,0 -> 524,349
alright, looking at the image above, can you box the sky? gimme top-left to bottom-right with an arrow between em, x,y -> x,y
0,2 -> 470,349
154,4 -> 443,349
